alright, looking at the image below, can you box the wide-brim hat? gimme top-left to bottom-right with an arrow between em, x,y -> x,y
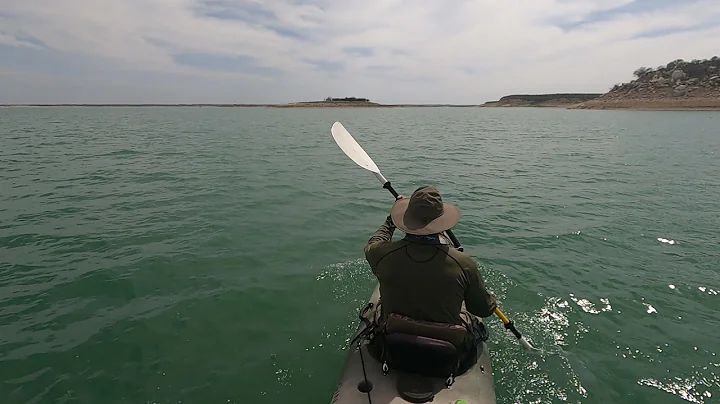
390,186 -> 461,235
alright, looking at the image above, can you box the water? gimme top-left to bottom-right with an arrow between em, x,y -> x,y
1,106 -> 718,404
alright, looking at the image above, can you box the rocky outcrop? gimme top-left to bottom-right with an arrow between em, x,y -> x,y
572,57 -> 720,110
482,93 -> 602,107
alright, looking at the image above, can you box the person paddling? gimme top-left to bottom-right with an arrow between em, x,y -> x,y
363,185 -> 497,375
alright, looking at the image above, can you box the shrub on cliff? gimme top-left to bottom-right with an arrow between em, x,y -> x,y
634,67 -> 652,77
666,59 -> 688,70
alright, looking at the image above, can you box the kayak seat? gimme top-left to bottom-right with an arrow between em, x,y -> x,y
384,333 -> 460,378
380,313 -> 469,379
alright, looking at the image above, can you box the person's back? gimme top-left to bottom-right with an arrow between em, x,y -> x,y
364,186 -> 496,325
365,234 -> 495,325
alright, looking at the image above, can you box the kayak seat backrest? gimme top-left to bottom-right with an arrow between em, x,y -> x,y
384,333 -> 460,378
385,313 -> 469,348
381,313 -> 468,378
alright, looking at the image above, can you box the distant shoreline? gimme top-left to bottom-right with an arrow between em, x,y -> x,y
3,102 -> 720,110
0,103 -> 482,108
569,99 -> 720,111
480,93 -> 603,108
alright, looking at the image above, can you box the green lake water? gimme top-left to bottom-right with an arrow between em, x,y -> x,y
0,106 -> 718,404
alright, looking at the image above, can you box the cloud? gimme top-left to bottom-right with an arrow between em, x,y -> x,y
172,52 -> 283,76
366,65 -> 397,72
343,47 -> 374,57
557,0 -> 700,30
303,59 -> 344,73
0,0 -> 719,103
631,22 -> 719,39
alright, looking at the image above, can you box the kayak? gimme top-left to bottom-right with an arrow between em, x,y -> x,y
331,234 -> 497,404
331,285 -> 496,404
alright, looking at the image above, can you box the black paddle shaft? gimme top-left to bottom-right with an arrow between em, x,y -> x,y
382,181 -> 464,252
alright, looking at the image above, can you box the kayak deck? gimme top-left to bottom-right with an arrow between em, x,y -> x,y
331,285 -> 497,404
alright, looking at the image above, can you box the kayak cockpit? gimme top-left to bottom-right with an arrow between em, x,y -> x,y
333,285 -> 497,404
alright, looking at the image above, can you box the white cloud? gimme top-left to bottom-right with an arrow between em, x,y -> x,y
0,0 -> 719,103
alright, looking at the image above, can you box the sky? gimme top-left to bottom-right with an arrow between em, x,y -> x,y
1,0 -> 719,104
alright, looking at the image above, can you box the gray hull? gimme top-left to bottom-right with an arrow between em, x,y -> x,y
331,284 -> 497,404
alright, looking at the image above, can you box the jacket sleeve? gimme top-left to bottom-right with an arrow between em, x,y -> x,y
462,258 -> 497,318
363,215 -> 396,273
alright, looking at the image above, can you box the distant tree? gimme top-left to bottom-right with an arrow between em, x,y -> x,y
684,60 -> 709,79
667,59 -> 684,70
711,56 -> 719,62
633,67 -> 651,77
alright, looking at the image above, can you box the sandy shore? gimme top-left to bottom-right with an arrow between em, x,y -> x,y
569,98 -> 720,111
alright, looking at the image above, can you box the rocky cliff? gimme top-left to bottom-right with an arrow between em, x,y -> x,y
572,57 -> 720,110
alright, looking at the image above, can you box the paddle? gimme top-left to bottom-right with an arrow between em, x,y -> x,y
330,121 -> 535,351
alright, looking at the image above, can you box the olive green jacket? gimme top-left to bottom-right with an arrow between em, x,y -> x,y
364,216 -> 497,326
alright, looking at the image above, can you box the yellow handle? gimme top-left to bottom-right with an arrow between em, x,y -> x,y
493,307 -> 534,350
495,307 -> 510,324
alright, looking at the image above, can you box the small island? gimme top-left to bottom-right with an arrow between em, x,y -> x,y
481,93 -> 603,108
274,97 -> 382,108
271,97 -> 482,108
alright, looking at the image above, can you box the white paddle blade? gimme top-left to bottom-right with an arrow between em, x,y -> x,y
331,122 -> 382,175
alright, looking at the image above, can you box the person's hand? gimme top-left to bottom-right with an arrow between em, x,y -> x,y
488,293 -> 498,314
395,195 -> 405,201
